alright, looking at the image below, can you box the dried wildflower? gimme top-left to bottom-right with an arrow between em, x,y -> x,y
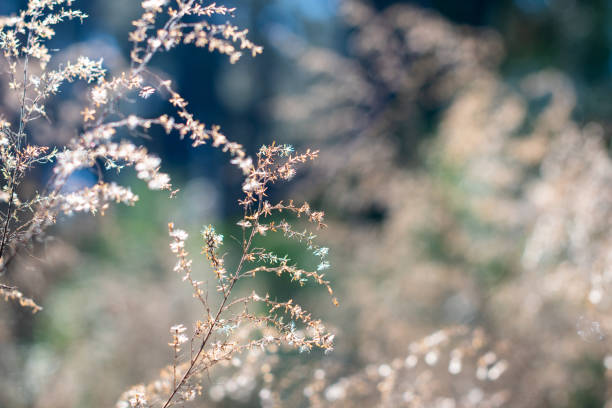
80,107 -> 96,122
120,144 -> 335,407
0,285 -> 42,313
138,85 -> 156,99
0,0 -> 261,313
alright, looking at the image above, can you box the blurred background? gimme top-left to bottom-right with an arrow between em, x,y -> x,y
3,0 -> 612,406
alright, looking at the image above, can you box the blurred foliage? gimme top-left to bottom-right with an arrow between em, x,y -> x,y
3,0 -> 612,407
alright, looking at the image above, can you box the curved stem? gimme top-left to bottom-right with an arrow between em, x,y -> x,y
161,224 -> 258,408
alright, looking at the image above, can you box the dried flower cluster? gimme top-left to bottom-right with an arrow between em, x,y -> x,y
0,282 -> 41,312
0,1 -> 338,407
117,141 -> 335,407
0,0 -> 259,303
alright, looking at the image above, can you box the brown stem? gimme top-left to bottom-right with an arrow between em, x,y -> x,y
131,0 -> 196,78
0,29 -> 33,261
161,225 -> 257,408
